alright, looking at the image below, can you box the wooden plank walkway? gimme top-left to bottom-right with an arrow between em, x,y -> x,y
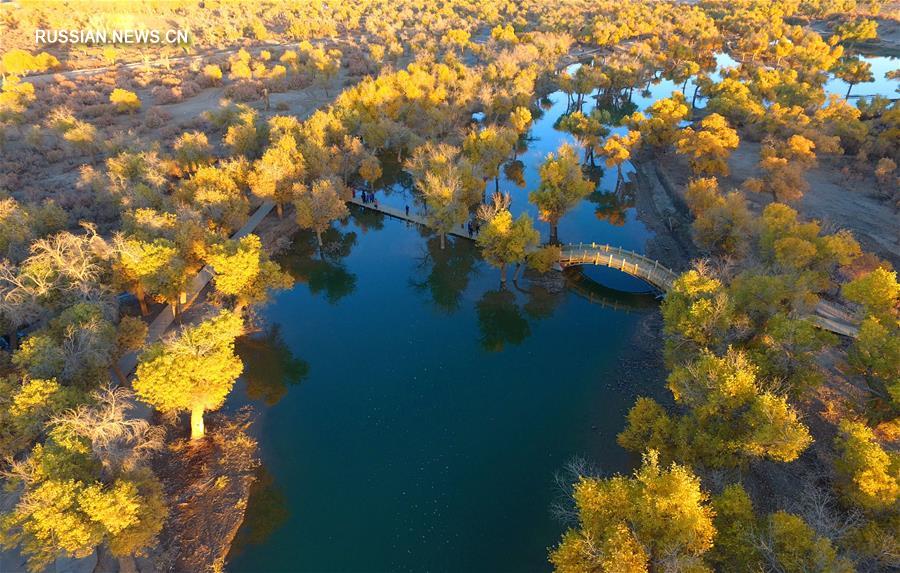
116,201 -> 276,377
126,194 -> 853,340
343,198 -> 861,337
347,195 -> 475,239
814,300 -> 860,338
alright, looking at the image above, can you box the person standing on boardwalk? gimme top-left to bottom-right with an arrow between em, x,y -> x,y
405,205 -> 410,216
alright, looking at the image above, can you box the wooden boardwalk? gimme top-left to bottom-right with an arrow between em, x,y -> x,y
344,197 -> 860,337
813,300 -> 860,338
347,195 -> 475,239
116,201 -> 276,376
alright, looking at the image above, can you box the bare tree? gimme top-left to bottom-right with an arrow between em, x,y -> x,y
477,191 -> 511,223
51,387 -> 165,478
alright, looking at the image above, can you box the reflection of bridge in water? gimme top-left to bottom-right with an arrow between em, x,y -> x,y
347,197 -> 860,337
563,268 -> 660,313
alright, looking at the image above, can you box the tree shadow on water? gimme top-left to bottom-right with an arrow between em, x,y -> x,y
410,236 -> 479,314
278,227 -> 358,304
476,287 -> 531,352
237,324 -> 310,406
520,282 -> 565,321
226,465 -> 290,560
589,181 -> 635,227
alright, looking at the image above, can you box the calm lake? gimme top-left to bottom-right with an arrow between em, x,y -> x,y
226,52 -> 897,573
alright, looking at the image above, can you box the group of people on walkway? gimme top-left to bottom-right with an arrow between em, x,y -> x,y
353,188 -> 484,239
356,189 -> 378,209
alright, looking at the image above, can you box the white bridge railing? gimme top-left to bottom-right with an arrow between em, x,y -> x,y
559,243 -> 678,290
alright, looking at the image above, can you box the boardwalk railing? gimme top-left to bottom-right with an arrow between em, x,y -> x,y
346,198 -> 860,337
559,243 -> 679,291
347,195 -> 473,238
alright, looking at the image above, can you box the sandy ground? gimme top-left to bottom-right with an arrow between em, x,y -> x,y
657,142 -> 900,270
157,70 -> 350,124
809,12 -> 900,56
725,142 -> 900,269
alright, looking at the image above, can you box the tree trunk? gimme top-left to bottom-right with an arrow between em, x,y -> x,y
440,232 -> 446,250
136,284 -> 149,316
315,229 -> 323,247
112,363 -> 127,385
550,222 -> 559,244
845,83 -> 853,100
190,404 -> 205,440
500,263 -> 507,283
175,291 -> 186,316
513,263 -> 523,282
117,555 -> 138,573
495,175 -> 500,193
6,327 -> 17,351
691,84 -> 701,109
682,78 -> 689,94
276,202 -> 284,219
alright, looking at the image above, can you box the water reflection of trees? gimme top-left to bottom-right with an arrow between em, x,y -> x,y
279,227 -> 358,304
376,151 -> 414,192
589,181 -> 635,227
503,160 -> 526,189
227,466 -> 290,559
346,205 -> 384,234
592,97 -> 637,125
237,324 -> 309,406
520,283 -> 565,320
476,287 -> 531,352
474,267 -> 657,351
410,236 -> 479,313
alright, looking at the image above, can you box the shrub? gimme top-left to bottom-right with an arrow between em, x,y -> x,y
224,81 -> 263,102
64,122 -> 98,154
109,88 -> 141,113
151,86 -> 183,105
144,107 -> 171,129
202,64 -> 223,86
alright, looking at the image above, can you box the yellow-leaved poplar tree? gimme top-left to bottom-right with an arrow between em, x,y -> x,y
550,450 -> 716,573
676,113 -> 740,176
133,311 -> 244,440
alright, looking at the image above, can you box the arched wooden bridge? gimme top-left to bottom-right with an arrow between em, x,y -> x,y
347,197 -> 860,337
559,243 -> 679,291
558,243 -> 859,337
